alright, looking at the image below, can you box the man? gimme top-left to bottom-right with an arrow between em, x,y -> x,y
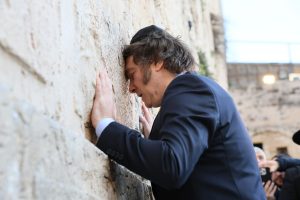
254,146 -> 267,163
260,129 -> 300,200
276,130 -> 300,200
260,154 -> 300,200
91,25 -> 265,199
254,147 -> 277,200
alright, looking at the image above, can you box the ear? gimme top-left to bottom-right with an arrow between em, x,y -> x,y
152,60 -> 164,71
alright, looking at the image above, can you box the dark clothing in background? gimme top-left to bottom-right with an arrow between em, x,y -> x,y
277,156 -> 300,172
276,156 -> 300,200
279,166 -> 300,200
294,176 -> 300,199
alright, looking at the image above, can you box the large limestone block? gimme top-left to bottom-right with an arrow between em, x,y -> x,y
231,81 -> 300,133
0,87 -> 153,200
0,87 -> 114,199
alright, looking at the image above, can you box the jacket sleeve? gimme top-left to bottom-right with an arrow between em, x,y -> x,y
96,75 -> 219,189
277,157 -> 300,171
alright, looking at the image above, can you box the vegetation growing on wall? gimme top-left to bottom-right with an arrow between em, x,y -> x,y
200,0 -> 206,16
197,51 -> 212,77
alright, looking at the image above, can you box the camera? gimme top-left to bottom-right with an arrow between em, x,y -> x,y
260,167 -> 272,182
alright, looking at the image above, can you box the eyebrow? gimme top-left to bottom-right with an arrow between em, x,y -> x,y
124,67 -> 133,80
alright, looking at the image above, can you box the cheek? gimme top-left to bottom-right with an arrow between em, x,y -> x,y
134,76 -> 143,86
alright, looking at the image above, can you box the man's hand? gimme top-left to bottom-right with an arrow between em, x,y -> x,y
259,160 -> 279,172
139,102 -> 153,138
91,69 -> 116,128
263,180 -> 277,200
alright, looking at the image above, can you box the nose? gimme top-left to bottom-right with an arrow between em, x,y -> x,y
128,81 -> 136,93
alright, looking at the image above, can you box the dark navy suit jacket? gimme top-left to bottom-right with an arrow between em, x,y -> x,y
97,72 -> 265,199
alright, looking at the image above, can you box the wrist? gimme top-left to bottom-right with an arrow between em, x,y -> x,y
92,118 -> 101,129
95,118 -> 115,138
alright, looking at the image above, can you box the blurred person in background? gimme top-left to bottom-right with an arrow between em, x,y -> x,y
254,147 -> 277,200
260,130 -> 300,200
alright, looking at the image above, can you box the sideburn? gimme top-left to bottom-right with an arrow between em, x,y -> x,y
142,67 -> 152,84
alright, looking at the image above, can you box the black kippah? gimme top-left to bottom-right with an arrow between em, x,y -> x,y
293,130 -> 300,145
130,25 -> 163,44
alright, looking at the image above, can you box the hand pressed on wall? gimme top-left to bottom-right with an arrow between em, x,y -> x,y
139,102 -> 153,138
91,68 -> 117,128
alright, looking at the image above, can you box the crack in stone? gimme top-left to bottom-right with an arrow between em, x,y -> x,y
0,41 -> 47,84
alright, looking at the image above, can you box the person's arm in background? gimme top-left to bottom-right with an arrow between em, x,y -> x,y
259,157 -> 300,172
276,157 -> 300,171
259,157 -> 300,200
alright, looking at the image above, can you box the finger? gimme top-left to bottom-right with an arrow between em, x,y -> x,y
96,71 -> 101,85
265,180 -> 271,188
142,102 -> 152,122
99,67 -> 108,86
101,68 -> 113,91
103,67 -> 111,82
103,68 -> 108,83
139,116 -> 147,136
113,101 -> 117,119
271,184 -> 277,194
139,115 -> 149,126
98,68 -> 104,81
141,102 -> 149,117
139,116 -> 151,138
95,72 -> 101,97
139,115 -> 151,132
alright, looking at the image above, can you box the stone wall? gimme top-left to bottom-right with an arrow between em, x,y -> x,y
230,81 -> 300,158
0,0 -> 226,199
228,63 -> 300,89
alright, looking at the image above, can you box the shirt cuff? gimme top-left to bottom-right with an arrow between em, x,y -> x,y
95,118 -> 115,139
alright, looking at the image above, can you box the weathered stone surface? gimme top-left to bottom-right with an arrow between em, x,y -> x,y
108,162 -> 154,200
0,1 -> 227,141
0,0 -> 226,199
230,81 -> 300,158
228,63 -> 300,89
0,88 -> 154,199
0,89 -> 114,199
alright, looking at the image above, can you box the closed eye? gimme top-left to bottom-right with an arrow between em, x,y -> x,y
128,71 -> 135,81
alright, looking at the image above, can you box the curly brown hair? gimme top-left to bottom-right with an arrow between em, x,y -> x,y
122,25 -> 195,83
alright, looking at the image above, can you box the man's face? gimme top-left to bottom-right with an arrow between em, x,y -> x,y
255,151 -> 266,163
125,56 -> 161,108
